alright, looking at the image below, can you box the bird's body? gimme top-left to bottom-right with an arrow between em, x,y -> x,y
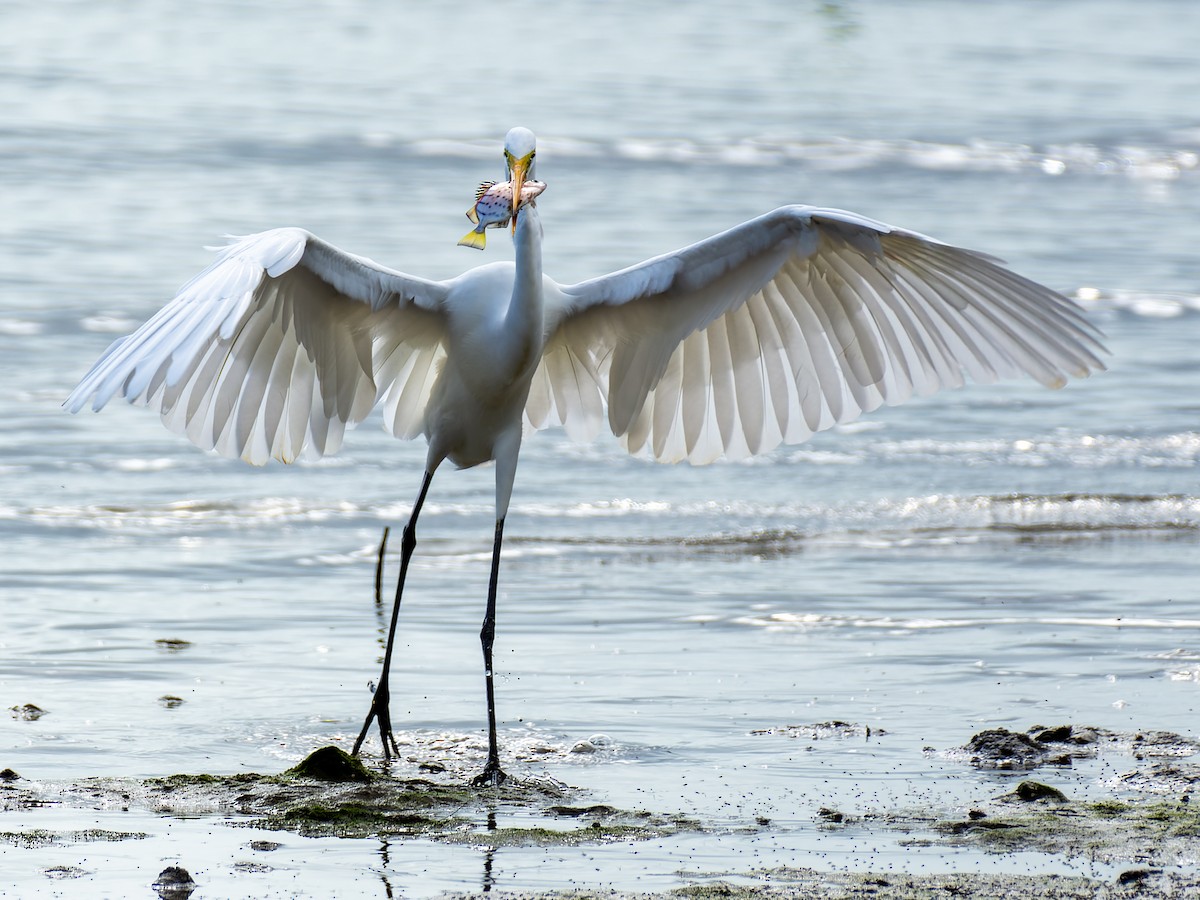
66,127 -> 1105,785
428,250 -> 545,490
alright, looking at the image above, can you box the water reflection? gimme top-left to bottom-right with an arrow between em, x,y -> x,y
377,837 -> 396,899
374,526 -> 391,608
482,808 -> 499,892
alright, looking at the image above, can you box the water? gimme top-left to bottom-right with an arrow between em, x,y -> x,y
3,1 -> 1199,896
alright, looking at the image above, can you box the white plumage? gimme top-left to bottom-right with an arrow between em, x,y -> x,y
67,209 -> 1104,467
66,126 -> 1105,783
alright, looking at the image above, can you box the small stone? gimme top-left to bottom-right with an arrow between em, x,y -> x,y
232,861 -> 272,873
153,866 -> 193,885
152,866 -> 196,898
965,728 -> 1047,768
1034,724 -> 1073,743
0,768 -> 19,781
44,865 -> 90,880
1116,868 -> 1158,887
570,733 -> 614,754
159,695 -> 185,708
547,804 -> 618,818
248,840 -> 282,852
1069,727 -> 1100,745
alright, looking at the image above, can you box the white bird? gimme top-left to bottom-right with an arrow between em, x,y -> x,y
66,126 -> 1105,786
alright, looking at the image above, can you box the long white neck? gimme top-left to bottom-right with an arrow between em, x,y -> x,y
508,203 -> 544,335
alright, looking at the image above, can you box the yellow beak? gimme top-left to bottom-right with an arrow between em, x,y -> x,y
509,154 -> 531,233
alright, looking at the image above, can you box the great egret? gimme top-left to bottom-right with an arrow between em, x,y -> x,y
66,126 -> 1105,786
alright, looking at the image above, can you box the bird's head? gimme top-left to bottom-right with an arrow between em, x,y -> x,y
503,127 -> 537,228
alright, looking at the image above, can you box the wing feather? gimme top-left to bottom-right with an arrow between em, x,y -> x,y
680,330 -> 713,459
549,205 -> 1104,464
705,316 -> 742,458
743,291 -> 792,447
725,302 -> 766,457
67,228 -> 449,464
780,261 -> 848,425
650,343 -> 684,461
760,280 -> 821,437
379,344 -> 445,441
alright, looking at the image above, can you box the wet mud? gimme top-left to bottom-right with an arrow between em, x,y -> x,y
4,726 -> 1200,898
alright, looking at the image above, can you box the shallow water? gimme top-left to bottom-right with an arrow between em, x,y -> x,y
3,1 -> 1199,896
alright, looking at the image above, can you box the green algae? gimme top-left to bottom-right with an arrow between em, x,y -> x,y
2,746 -> 698,847
918,791 -> 1200,864
261,799 -> 459,838
0,828 -> 148,849
663,870 -> 1186,899
1011,780 -> 1069,802
6,731 -> 1200,896
1114,799 -> 1200,838
283,745 -> 372,782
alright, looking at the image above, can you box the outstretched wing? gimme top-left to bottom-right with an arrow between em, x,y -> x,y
535,205 -> 1105,464
66,228 -> 450,464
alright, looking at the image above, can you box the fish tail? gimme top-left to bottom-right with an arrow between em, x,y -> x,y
457,228 -> 487,250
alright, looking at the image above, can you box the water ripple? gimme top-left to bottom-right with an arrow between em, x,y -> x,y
4,493 -> 1196,545
732,612 -> 1200,632
9,129 -> 1197,183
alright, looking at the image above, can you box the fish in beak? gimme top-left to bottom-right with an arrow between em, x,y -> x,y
458,179 -> 547,250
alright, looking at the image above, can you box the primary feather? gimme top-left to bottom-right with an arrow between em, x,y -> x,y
542,205 -> 1104,463
66,228 -> 447,465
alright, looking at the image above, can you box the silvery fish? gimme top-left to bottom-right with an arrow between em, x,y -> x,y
458,179 -> 547,250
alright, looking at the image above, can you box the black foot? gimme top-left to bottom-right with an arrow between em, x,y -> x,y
351,684 -> 401,759
470,759 -> 508,788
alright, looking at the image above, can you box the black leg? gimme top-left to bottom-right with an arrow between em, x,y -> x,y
352,470 -> 433,759
471,517 -> 508,786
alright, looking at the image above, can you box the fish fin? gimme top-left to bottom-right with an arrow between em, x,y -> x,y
457,229 -> 487,250
465,207 -> 480,225
475,180 -> 496,201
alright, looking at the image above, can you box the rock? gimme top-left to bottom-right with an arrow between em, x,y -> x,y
1033,724 -> 1073,743
1012,781 -> 1068,802
152,865 -> 196,898
1116,868 -> 1159,887
285,746 -> 373,783
966,728 -> 1049,768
